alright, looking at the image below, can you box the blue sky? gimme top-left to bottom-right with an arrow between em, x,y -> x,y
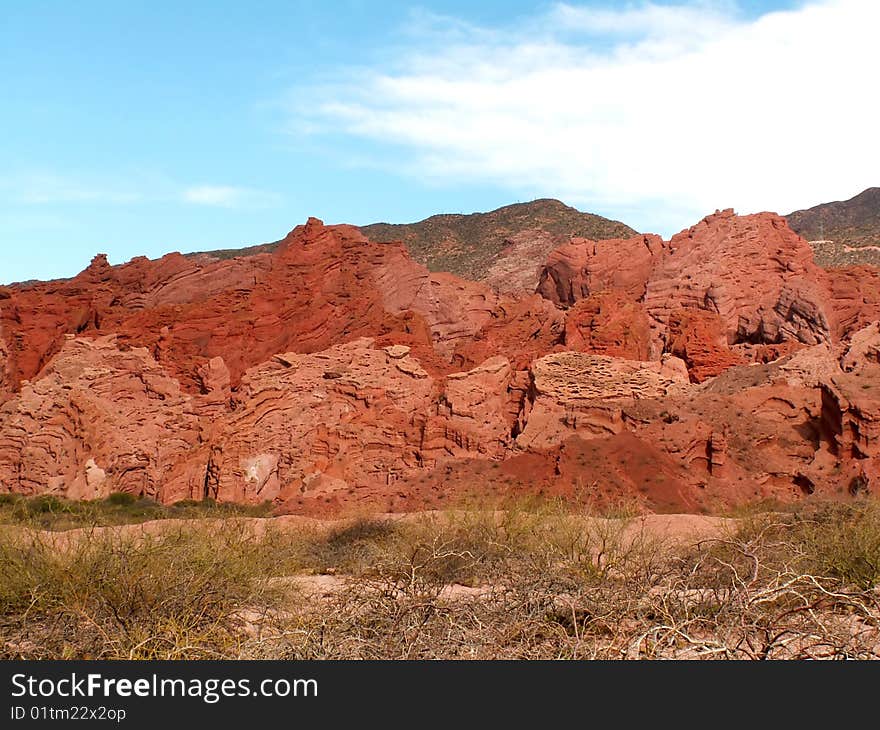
1,0 -> 874,284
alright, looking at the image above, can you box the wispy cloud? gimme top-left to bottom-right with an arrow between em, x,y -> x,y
546,1 -> 737,41
3,173 -> 143,205
288,0 -> 880,234
1,173 -> 279,210
181,185 -> 278,208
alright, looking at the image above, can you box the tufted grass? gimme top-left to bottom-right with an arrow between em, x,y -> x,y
1,497 -> 879,659
0,493 -> 274,531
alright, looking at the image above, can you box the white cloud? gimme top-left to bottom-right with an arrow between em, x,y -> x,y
1,173 -> 279,211
181,185 -> 278,208
3,173 -> 143,205
546,1 -> 736,41
291,0 -> 880,234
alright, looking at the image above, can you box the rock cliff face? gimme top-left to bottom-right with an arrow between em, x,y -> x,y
515,351 -> 691,451
563,293 -> 652,361
643,210 -> 833,355
0,336 -> 205,501
3,210 -> 880,514
536,208 -> 880,377
204,339 -> 437,506
537,234 -> 668,306
0,218 -> 499,397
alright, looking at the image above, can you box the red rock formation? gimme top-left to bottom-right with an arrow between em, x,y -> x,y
817,324 -> 880,495
0,218 -> 501,398
665,308 -> 745,383
643,210 -> 833,355
537,234 -> 667,306
563,292 -> 652,361
826,266 -> 880,340
0,250 -> 272,400
0,313 -> 9,398
4,211 -> 880,515
452,294 -> 564,371
515,351 -> 691,451
203,338 -> 438,505
532,209 -> 872,384
841,321 -> 880,373
105,219 -> 451,390
378,432 -> 704,515
482,229 -> 568,294
0,335 -> 205,501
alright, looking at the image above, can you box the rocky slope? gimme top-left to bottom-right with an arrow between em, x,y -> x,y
2,209 -> 880,515
787,187 -> 880,267
196,199 -> 637,290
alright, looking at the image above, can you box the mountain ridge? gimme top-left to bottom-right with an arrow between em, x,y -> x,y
193,198 -> 637,282
786,187 -> 880,267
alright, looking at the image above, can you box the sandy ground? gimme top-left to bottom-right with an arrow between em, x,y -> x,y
3,510 -> 738,554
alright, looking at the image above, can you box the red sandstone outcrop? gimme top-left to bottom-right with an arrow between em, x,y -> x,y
562,292 -> 652,361
203,338 -> 437,505
643,210 -> 833,355
0,250 -> 271,400
841,321 -> 880,373
817,325 -> 880,493
0,319 -> 9,398
515,351 -> 691,451
0,218 -> 501,398
0,335 -> 205,501
419,355 -> 521,483
826,266 -> 880,340
203,341 -> 520,509
664,308 -> 745,382
537,234 -> 668,306
4,210 -> 880,515
533,209 -> 880,384
452,294 -> 565,372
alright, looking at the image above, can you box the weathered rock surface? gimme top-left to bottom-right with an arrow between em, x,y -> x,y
482,229 -> 568,294
534,209 -> 880,382
204,338 -> 438,505
4,210 -> 880,515
537,234 -> 668,306
664,308 -> 745,383
0,218 -> 501,398
562,292 -> 652,361
817,326 -> 880,486
452,294 -> 565,371
0,336 -> 205,501
643,210 -> 833,355
516,351 -> 691,451
826,266 -> 880,340
841,321 -> 880,373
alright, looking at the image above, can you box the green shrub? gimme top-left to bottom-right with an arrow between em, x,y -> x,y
0,522 -> 296,659
23,495 -> 68,514
4,499 -> 880,659
797,501 -> 880,590
104,492 -> 137,506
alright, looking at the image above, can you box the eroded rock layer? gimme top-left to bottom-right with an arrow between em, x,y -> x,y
3,210 -> 880,514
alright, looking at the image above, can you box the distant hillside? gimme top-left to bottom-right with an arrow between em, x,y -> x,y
786,187 -> 880,267
360,199 -> 637,280
194,199 -> 638,281
195,240 -> 281,260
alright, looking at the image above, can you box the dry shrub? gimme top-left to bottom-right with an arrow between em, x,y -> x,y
796,501 -> 880,590
270,508 -> 675,659
0,494 -> 274,531
0,522 -> 296,659
3,499 -> 880,660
